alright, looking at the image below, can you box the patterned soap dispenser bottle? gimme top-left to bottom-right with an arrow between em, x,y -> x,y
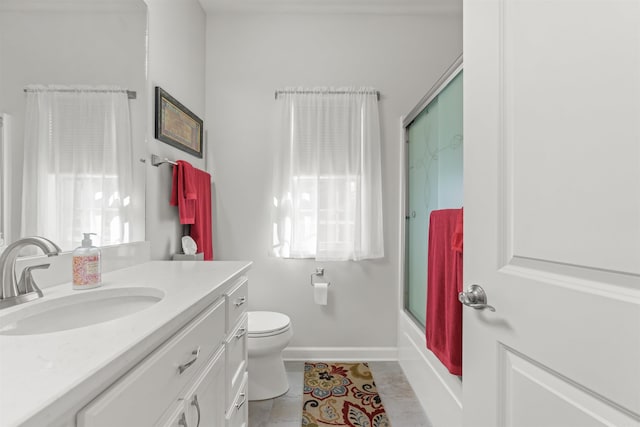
72,233 -> 102,290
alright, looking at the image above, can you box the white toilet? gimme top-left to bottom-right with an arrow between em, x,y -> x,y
247,311 -> 293,401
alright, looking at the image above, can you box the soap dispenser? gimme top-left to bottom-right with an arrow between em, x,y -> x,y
72,233 -> 101,290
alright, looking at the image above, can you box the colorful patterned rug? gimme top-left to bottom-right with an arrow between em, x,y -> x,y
302,362 -> 391,427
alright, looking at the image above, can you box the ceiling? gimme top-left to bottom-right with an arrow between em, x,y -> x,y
197,0 -> 462,15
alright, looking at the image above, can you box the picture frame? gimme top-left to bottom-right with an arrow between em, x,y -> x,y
155,87 -> 203,158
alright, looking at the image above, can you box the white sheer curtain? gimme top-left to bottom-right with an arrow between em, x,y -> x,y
21,85 -> 133,251
271,87 -> 384,261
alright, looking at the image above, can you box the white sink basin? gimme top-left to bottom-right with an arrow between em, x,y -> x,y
0,287 -> 164,335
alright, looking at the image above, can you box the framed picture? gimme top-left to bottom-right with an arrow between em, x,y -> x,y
155,87 -> 203,158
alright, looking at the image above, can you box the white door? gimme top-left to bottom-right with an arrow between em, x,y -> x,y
463,1 -> 640,426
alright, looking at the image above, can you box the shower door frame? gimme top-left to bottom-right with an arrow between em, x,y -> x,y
402,55 -> 464,328
397,55 -> 465,427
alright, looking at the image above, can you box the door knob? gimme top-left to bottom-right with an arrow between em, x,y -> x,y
458,284 -> 496,312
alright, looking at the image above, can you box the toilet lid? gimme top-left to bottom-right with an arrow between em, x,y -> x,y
248,311 -> 291,336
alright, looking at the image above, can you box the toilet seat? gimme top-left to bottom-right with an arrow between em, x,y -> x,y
248,311 -> 291,338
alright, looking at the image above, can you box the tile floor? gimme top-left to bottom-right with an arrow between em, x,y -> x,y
248,361 -> 432,427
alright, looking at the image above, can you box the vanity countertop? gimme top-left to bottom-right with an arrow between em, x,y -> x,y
0,260 -> 251,427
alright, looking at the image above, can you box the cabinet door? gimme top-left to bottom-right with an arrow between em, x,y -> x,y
156,401 -> 187,427
183,346 -> 226,427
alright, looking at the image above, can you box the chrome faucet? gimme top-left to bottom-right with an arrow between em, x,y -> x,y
0,236 -> 61,309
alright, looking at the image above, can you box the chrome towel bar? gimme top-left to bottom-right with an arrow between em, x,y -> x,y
151,154 -> 178,167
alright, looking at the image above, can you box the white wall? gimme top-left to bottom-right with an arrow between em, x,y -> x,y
206,13 -> 462,351
0,1 -> 147,247
145,0 -> 207,259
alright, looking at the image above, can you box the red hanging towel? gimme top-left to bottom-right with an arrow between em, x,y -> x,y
170,161 -> 214,260
426,208 -> 463,376
170,160 -> 197,224
190,168 -> 214,261
451,207 -> 463,253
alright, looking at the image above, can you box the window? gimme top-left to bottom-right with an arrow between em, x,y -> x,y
271,88 -> 384,261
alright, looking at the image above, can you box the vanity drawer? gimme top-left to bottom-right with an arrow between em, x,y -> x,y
226,313 -> 248,408
77,297 -> 226,427
226,372 -> 248,427
226,277 -> 248,332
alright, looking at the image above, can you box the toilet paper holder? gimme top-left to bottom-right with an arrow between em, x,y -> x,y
310,268 -> 331,286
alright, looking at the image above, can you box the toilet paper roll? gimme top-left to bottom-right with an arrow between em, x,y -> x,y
313,282 -> 329,305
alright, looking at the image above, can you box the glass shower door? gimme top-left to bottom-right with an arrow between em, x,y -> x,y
404,71 -> 463,328
406,100 -> 440,326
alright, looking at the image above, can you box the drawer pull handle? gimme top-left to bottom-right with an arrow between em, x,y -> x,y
178,412 -> 188,427
235,328 -> 247,339
178,347 -> 201,374
234,296 -> 247,307
191,394 -> 201,427
235,392 -> 247,410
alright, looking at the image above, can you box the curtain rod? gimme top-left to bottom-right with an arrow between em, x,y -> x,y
275,90 -> 380,101
24,88 -> 137,99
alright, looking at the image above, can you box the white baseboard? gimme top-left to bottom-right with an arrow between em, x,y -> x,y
282,346 -> 398,362
398,311 -> 462,427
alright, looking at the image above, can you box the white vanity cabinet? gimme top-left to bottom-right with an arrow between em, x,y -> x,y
76,275 -> 250,427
